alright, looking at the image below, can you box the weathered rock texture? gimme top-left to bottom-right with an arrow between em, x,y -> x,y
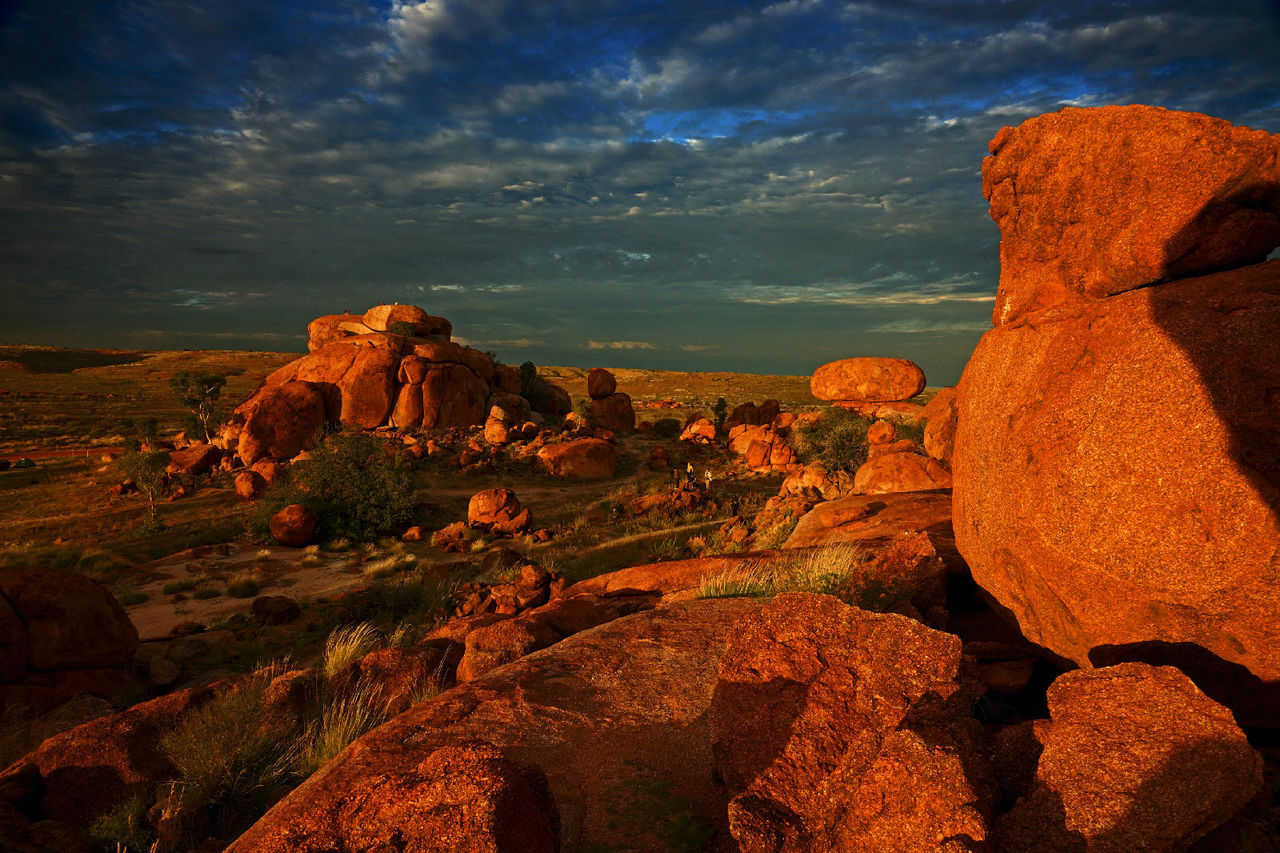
810,357 -> 926,403
226,599 -> 763,853
954,260 -> 1280,721
536,438 -> 617,479
223,305 -> 568,464
983,105 -> 1280,325
0,569 -> 139,714
711,593 -> 992,852
994,663 -> 1264,852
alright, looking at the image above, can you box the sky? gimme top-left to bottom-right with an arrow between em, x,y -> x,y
2,1 -> 1279,384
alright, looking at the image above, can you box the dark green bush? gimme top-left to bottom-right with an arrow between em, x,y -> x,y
387,320 -> 416,336
792,407 -> 871,473
651,418 -> 682,439
255,430 -> 417,542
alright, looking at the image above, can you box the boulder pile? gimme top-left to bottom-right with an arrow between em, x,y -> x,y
219,304 -> 571,465
955,105 -> 1280,723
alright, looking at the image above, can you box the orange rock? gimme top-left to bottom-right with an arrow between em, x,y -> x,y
0,568 -> 138,673
758,399 -> 781,423
994,663 -> 1263,852
227,599 -> 761,853
336,346 -> 400,427
921,386 -> 958,465
983,105 -> 1280,325
269,504 -> 318,547
867,418 -> 897,445
953,261 -> 1280,723
853,450 -> 952,494
725,401 -> 759,430
234,470 -> 267,501
420,363 -> 489,429
680,417 -> 717,444
588,392 -> 635,432
467,488 -> 531,536
536,438 -> 616,479
166,443 -> 221,476
362,304 -> 452,339
306,313 -> 365,352
397,354 -> 429,384
811,357 -> 926,402
251,459 -> 285,485
783,490 -> 956,558
234,380 -> 327,465
483,417 -> 511,445
586,367 -> 616,399
711,593 -> 989,852
390,381 -> 425,429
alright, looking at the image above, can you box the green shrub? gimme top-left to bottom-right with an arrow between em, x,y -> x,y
791,407 -> 871,473
387,320 -> 417,336
299,682 -> 389,776
256,430 -> 417,542
164,579 -> 198,595
118,591 -> 149,606
193,586 -> 220,600
650,418 -> 682,439
712,397 -> 729,429
86,792 -> 152,852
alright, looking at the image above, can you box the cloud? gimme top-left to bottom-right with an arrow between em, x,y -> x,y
587,340 -> 656,350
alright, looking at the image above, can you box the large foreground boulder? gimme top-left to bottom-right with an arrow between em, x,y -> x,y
954,260 -> 1280,722
226,599 -> 763,852
983,105 -> 1280,325
536,438 -> 616,479
994,663 -> 1263,852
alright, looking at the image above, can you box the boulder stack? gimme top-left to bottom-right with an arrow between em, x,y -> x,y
586,367 -> 635,432
220,304 -> 570,465
954,105 -> 1280,723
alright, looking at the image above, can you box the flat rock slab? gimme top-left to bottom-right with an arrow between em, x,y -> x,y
228,598 -> 764,853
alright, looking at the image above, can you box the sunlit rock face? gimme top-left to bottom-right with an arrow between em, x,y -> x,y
220,304 -> 570,464
956,105 -> 1280,724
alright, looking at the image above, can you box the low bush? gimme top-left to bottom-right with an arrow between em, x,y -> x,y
226,575 -> 260,598
791,407 -> 871,473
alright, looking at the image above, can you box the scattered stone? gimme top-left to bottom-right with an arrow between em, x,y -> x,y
233,470 -> 268,501
921,386 -> 958,465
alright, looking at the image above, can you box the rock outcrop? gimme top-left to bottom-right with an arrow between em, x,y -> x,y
222,305 -> 569,464
983,105 -> 1280,326
586,367 -> 635,432
955,107 -> 1280,724
269,503 -> 318,547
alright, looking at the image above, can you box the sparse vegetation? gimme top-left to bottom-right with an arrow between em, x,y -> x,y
119,448 -> 170,532
697,544 -> 870,602
226,574 -> 261,598
712,396 -> 729,429
322,622 -> 382,679
256,430 -> 417,542
299,681 -> 389,776
169,370 -> 227,442
792,407 -> 871,473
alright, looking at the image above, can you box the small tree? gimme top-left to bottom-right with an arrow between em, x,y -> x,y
170,371 -> 227,442
120,449 -> 169,531
712,397 -> 729,430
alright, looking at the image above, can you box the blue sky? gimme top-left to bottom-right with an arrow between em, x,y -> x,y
2,0 -> 1278,383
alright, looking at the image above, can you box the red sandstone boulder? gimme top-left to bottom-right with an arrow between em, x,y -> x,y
234,470 -> 268,501
306,313 -> 365,352
0,569 -> 138,673
586,367 -> 616,399
680,417 -> 717,444
994,663 -> 1264,852
166,443 -> 221,476
783,491 -> 957,558
811,357 -> 926,402
725,401 -> 759,430
251,459 -> 286,486
711,593 -> 990,852
362,304 -> 452,339
588,392 -> 635,432
853,450 -> 952,494
921,387 -> 958,465
536,438 -> 616,479
420,363 -> 489,429
953,261 -> 1280,723
467,489 -> 531,537
226,599 -> 763,853
269,504 -> 318,547
234,380 -> 327,465
983,105 -> 1280,325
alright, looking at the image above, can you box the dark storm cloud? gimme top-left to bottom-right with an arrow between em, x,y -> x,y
1,0 -> 1278,383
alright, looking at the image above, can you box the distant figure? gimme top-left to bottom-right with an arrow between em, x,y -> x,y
686,462 -> 694,476
704,469 -> 713,487
729,495 -> 741,516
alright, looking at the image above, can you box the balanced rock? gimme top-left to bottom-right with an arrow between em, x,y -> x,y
536,438 -> 616,479
586,367 -> 616,399
269,504 -> 318,547
983,105 -> 1280,325
811,357 -> 926,403
994,663 -> 1263,852
362,303 -> 452,339
589,392 -> 635,432
953,260 -> 1280,722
